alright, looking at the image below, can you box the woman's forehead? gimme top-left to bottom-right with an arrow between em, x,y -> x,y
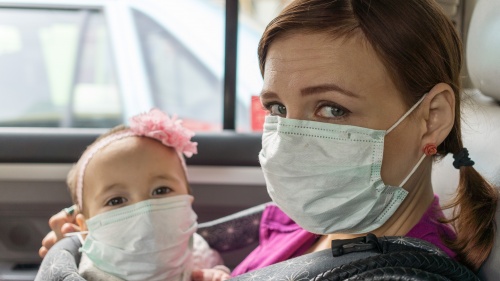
263,32 -> 392,94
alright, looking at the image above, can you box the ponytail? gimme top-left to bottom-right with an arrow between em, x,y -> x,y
442,162 -> 499,271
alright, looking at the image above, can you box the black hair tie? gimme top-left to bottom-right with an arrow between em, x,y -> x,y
453,148 -> 475,169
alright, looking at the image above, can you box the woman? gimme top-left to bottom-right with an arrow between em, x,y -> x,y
41,0 -> 498,276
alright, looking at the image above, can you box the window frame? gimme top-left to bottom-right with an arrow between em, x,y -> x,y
223,0 -> 239,130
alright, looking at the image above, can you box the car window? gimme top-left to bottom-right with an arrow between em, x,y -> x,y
133,8 -> 223,131
0,2 -> 272,131
0,8 -> 120,128
236,0 -> 291,132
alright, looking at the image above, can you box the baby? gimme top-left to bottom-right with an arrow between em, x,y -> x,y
65,109 -> 230,281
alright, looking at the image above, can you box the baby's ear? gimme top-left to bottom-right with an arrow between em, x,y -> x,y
76,213 -> 88,232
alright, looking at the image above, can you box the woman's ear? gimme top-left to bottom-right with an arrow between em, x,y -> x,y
76,213 -> 88,232
420,83 -> 455,148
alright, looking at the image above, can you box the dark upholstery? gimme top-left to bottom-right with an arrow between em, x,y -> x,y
197,203 -> 266,252
0,129 -> 262,166
232,236 -> 478,281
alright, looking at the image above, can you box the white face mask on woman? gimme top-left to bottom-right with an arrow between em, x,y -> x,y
80,195 -> 197,281
259,96 -> 426,235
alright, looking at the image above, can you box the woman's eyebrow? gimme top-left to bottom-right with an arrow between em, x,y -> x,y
301,84 -> 359,98
260,90 -> 279,99
260,84 -> 359,99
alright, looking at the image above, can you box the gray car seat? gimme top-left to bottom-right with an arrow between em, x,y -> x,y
36,202 -> 479,281
35,203 -> 266,281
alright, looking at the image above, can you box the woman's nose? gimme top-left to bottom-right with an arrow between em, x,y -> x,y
286,109 -> 308,120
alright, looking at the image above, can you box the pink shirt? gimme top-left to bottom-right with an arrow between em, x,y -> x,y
232,195 -> 456,276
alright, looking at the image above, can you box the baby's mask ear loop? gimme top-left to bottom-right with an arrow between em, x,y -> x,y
64,231 -> 89,245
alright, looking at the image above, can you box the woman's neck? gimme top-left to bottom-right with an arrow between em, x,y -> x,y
307,159 -> 435,253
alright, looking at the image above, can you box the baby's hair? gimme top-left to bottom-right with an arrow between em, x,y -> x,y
66,124 -> 192,214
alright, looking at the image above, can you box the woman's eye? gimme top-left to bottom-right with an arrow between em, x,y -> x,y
105,197 -> 126,206
152,186 -> 172,196
317,104 -> 347,118
269,104 -> 287,116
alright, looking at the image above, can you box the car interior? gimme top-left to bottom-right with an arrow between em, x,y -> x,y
0,0 -> 499,280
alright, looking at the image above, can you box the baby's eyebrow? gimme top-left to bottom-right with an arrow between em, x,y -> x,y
153,174 -> 181,183
99,183 -> 123,195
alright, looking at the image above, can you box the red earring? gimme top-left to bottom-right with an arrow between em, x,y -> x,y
423,143 -> 437,156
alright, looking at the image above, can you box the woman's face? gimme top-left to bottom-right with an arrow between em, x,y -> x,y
260,31 -> 426,186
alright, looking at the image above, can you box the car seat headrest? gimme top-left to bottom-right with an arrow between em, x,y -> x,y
466,0 -> 500,101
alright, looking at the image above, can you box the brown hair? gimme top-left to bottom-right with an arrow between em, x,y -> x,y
258,0 -> 498,271
67,125 -> 192,214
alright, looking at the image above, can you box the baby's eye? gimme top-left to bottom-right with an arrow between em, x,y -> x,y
105,197 -> 127,206
317,104 -> 349,118
267,103 -> 286,117
152,186 -> 172,196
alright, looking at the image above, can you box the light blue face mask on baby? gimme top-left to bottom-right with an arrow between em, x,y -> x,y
259,96 -> 427,235
80,195 -> 197,281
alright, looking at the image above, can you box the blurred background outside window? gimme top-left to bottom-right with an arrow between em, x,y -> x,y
0,0 -> 292,132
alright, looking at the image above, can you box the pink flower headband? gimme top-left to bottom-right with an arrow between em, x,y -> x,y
75,109 -> 198,209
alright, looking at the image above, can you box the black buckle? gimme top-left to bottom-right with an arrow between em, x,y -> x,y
331,233 -> 381,257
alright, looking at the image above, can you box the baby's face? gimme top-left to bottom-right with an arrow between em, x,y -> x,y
81,137 -> 190,218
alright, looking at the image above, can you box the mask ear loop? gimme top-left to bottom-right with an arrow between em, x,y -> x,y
386,94 -> 427,134
398,154 -> 426,187
384,94 -> 428,187
64,231 -> 89,245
